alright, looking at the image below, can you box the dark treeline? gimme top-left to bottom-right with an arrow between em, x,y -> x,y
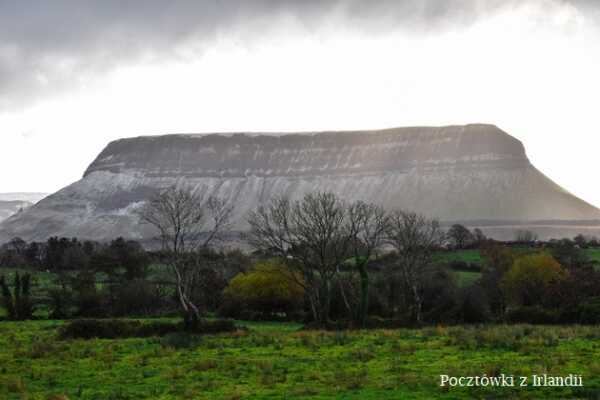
1,187 -> 600,328
0,235 -> 250,321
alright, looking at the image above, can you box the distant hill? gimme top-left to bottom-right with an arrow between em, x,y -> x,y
0,193 -> 48,203
0,200 -> 33,223
1,124 -> 599,243
0,193 -> 47,224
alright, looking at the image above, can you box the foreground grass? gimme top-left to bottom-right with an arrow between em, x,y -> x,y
1,321 -> 599,399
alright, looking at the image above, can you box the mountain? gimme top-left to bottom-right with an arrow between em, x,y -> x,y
0,200 -> 32,223
0,193 -> 47,224
1,124 -> 599,243
0,193 -> 48,203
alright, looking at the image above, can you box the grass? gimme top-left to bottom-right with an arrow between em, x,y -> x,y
0,320 -> 599,399
433,249 -> 483,265
453,271 -> 481,286
432,250 -> 484,286
584,248 -> 600,262
584,248 -> 600,271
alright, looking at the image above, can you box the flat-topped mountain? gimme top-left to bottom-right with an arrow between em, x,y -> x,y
84,124 -> 529,179
1,124 -> 599,243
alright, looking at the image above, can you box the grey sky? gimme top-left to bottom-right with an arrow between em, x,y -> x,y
0,0 -> 544,111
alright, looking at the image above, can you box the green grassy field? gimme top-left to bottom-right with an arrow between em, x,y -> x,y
452,271 -> 481,286
433,249 -> 484,265
1,320 -> 599,399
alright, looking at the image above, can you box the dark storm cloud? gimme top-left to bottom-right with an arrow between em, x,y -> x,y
0,0 -> 596,111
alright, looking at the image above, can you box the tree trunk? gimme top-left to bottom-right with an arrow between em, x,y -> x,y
338,279 -> 353,319
173,263 -> 202,330
182,294 -> 202,330
321,279 -> 332,325
183,307 -> 200,330
307,289 -> 320,324
412,283 -> 423,324
357,263 -> 369,327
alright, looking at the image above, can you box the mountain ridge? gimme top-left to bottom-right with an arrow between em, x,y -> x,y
1,124 -> 599,243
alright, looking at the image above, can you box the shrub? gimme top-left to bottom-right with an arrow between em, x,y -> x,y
194,319 -> 237,334
47,288 -> 72,320
457,285 -> 491,324
71,270 -> 104,317
112,279 -> 162,317
422,269 -> 459,324
220,259 -> 304,320
502,253 -> 567,307
59,319 -> 144,339
448,260 -> 481,273
59,318 -> 237,339
506,306 -> 559,324
137,320 -> 183,337
561,297 -> 600,324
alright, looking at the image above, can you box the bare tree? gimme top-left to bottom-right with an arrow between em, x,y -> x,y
386,211 -> 443,323
137,185 -> 232,327
447,224 -> 473,249
247,192 -> 353,324
346,201 -> 389,327
514,229 -> 538,244
8,237 -> 27,256
473,228 -> 487,245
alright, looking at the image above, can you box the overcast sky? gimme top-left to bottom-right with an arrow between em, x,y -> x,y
1,0 -> 600,207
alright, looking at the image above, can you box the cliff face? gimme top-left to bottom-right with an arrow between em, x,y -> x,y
84,124 -> 529,179
1,124 -> 599,242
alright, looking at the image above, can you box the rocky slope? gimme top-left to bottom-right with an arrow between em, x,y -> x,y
0,200 -> 32,223
1,124 -> 599,243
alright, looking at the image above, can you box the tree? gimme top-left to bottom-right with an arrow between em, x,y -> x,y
222,259 -> 304,318
480,244 -> 515,317
447,224 -> 473,249
61,243 -> 90,271
0,272 -> 33,320
44,237 -> 75,271
346,201 -> 388,326
247,192 -> 354,324
71,267 -> 103,317
89,238 -> 151,316
24,242 -> 43,268
515,229 -> 538,244
502,253 -> 567,307
137,185 -> 232,328
473,228 -> 487,246
551,238 -> 589,269
0,237 -> 28,267
91,238 -> 149,281
574,234 -> 588,248
8,237 -> 27,256
385,211 -> 443,323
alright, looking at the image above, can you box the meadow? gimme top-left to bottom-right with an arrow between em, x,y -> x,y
3,245 -> 600,399
1,320 -> 600,399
